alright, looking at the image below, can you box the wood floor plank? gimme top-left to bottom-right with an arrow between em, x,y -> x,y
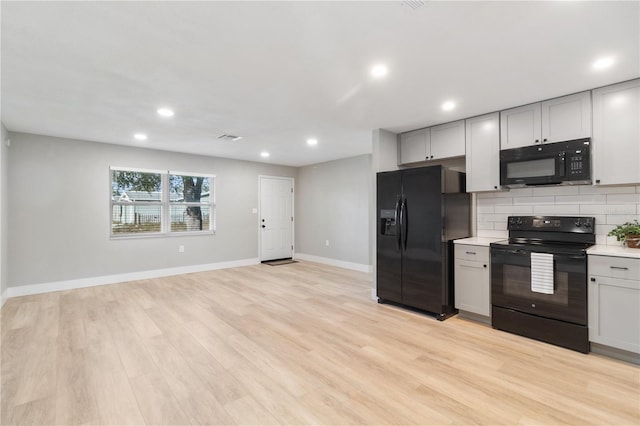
1,261 -> 638,425
129,372 -> 190,425
7,397 -> 56,426
222,395 -> 280,425
55,348 -> 100,425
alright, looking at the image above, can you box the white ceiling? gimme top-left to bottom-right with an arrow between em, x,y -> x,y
1,1 -> 638,167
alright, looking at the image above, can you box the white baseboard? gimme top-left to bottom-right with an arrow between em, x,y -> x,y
6,258 -> 260,299
1,289 -> 7,308
294,253 -> 372,273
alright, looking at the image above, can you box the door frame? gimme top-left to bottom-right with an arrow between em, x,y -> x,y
258,175 -> 295,261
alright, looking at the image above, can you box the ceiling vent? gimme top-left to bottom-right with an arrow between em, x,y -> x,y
401,0 -> 425,9
217,134 -> 243,142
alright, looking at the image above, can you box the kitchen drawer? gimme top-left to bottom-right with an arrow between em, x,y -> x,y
455,245 -> 490,262
589,255 -> 640,280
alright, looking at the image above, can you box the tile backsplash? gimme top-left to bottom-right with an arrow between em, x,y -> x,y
476,185 -> 640,245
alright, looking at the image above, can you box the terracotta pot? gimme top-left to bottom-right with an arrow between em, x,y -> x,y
625,234 -> 640,249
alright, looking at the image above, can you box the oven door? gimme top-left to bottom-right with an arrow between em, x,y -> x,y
490,246 -> 587,325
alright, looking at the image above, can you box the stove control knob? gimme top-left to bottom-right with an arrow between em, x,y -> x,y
575,220 -> 582,227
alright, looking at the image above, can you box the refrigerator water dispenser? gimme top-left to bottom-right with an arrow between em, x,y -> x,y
380,209 -> 397,236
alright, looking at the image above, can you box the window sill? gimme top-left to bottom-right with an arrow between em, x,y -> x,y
110,230 -> 216,240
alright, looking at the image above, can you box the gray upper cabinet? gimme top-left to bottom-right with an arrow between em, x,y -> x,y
541,91 -> 592,143
398,120 -> 464,165
592,79 -> 640,186
500,91 -> 591,150
465,112 -> 500,192
500,103 -> 541,149
429,120 -> 465,160
398,128 -> 429,165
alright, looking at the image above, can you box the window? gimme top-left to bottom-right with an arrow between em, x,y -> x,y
111,167 -> 215,237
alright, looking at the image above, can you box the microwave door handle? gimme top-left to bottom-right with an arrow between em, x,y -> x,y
558,152 -> 566,177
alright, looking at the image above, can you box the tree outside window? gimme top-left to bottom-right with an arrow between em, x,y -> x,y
110,167 -> 214,237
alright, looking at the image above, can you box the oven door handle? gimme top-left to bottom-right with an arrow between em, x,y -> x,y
494,249 -> 529,255
492,248 -> 586,259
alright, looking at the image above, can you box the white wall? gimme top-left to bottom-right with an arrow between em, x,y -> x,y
477,185 -> 640,244
295,154 -> 371,270
0,123 -> 8,304
7,132 -> 296,290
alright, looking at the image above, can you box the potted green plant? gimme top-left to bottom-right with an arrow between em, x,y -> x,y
608,219 -> 640,248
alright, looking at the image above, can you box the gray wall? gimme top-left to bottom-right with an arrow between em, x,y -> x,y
296,154 -> 371,266
1,123 -> 8,298
8,132 -> 296,287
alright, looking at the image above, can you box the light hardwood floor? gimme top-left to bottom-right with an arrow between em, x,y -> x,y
1,261 -> 639,425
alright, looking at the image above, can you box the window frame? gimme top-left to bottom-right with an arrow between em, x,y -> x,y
110,166 -> 216,238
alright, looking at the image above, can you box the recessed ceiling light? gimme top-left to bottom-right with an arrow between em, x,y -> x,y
592,56 -> 614,70
371,64 -> 388,78
260,151 -> 270,158
307,138 -> 318,146
134,133 -> 148,141
157,108 -> 174,117
442,101 -> 456,111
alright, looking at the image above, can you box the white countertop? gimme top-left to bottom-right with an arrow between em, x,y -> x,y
587,245 -> 640,259
455,239 -> 640,258
454,237 -> 505,247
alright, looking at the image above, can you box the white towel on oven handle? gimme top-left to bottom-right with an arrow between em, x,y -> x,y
531,252 -> 554,294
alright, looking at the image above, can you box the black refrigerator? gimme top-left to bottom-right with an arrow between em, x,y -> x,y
376,165 -> 471,320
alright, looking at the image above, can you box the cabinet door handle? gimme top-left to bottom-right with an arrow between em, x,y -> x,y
590,277 -> 596,282
610,266 -> 629,270
483,264 -> 487,268
465,251 -> 476,255
543,138 -> 547,142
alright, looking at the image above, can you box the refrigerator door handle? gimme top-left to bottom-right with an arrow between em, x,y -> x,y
395,197 -> 402,252
401,197 -> 408,250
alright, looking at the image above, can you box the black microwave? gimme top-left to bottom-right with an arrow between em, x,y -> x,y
500,138 -> 591,187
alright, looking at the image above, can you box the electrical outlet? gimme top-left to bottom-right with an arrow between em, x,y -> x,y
325,240 -> 329,246
179,245 -> 185,253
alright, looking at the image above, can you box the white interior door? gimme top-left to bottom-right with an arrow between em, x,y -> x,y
259,176 -> 293,261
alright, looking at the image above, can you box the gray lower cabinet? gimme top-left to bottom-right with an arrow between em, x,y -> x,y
454,245 -> 490,318
588,255 -> 640,355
